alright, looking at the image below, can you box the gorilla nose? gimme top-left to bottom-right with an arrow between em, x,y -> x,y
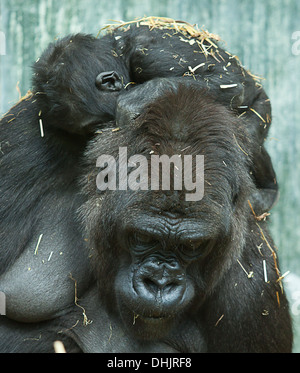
133,259 -> 186,309
141,276 -> 186,311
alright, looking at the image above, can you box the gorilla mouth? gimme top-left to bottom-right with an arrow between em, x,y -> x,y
133,311 -> 175,332
129,311 -> 175,340
136,313 -> 173,323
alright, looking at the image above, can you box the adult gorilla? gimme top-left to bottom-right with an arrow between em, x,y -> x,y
0,18 -> 292,352
81,80 -> 292,352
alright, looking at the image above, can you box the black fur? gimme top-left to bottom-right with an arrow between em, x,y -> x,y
0,25 -> 292,352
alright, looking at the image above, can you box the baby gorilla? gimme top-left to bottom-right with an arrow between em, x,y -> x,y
33,23 -> 262,136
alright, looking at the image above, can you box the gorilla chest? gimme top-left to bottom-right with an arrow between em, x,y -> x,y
0,222 -> 92,323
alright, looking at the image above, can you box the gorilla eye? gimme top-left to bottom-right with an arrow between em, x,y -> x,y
179,240 -> 209,261
135,232 -> 158,246
127,232 -> 159,252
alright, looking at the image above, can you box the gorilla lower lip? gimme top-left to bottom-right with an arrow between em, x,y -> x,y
136,313 -> 172,323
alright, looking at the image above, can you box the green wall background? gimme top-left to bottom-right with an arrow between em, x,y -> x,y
1,0 -> 299,352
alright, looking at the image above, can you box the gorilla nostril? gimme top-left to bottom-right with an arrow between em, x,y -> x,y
143,278 -> 158,294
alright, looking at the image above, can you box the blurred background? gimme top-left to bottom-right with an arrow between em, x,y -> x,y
0,0 -> 299,352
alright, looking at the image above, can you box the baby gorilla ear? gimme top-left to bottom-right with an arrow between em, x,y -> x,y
96,71 -> 123,91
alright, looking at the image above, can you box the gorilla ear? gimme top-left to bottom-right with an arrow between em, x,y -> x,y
249,189 -> 279,216
249,146 -> 279,214
96,71 -> 123,91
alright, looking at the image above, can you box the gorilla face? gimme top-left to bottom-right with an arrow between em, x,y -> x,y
113,208 -> 222,340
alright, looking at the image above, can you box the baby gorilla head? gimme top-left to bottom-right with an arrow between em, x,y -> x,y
33,34 -> 130,134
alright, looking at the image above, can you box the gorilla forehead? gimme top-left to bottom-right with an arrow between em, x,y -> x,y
82,84 -> 252,242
